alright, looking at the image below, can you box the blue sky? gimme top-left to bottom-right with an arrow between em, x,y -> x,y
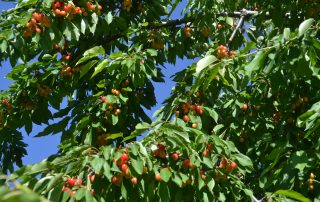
0,1 -> 194,166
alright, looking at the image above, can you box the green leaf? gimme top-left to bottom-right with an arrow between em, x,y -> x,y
80,60 -> 98,78
196,55 -> 217,74
283,28 -> 290,40
80,19 -> 86,34
121,183 -> 127,200
160,169 -> 172,182
233,153 -> 253,169
274,190 -> 311,202
298,18 -> 314,37
158,182 -> 170,202
202,106 -> 218,123
43,0 -> 55,8
245,51 -> 268,77
90,157 -> 105,173
111,115 -> 119,125
83,46 -> 105,57
91,59 -> 109,79
46,173 -> 64,192
105,12 -> 113,24
131,158 -> 144,175
107,133 -> 123,140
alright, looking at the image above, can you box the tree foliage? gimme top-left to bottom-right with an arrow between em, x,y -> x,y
0,0 -> 320,201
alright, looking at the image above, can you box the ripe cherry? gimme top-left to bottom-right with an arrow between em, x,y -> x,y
101,96 -> 107,103
241,103 -> 248,111
62,186 -> 70,192
75,179 -> 82,185
1,100 -> 8,105
192,123 -> 198,128
89,174 -> 95,182
171,152 -> 179,161
231,162 -> 239,171
175,110 -> 180,116
121,153 -> 129,162
202,149 -> 209,157
121,163 -> 129,173
131,177 -> 138,185
158,143 -> 165,151
67,178 -> 76,187
183,115 -> 190,122
90,189 -> 95,196
70,190 -> 77,197
155,173 -> 162,182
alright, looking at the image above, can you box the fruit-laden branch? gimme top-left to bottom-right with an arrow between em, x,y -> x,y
102,9 -> 280,45
148,9 -> 261,29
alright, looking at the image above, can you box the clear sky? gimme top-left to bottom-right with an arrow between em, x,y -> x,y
0,1 -> 194,166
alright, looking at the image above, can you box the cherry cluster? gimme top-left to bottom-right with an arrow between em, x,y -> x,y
1,99 -> 12,109
217,45 -> 235,59
23,12 -> 51,38
60,65 -> 80,77
112,153 -> 138,186
52,1 -> 102,17
307,172 -> 316,190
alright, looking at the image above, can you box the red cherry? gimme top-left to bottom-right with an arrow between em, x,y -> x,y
195,105 -> 201,111
101,96 -> 107,103
183,159 -> 190,167
189,105 -> 196,111
70,190 -> 76,197
230,162 -> 237,170
121,153 -> 129,162
153,149 -> 159,157
158,143 -> 165,151
1,100 -> 8,105
35,27 -> 41,33
201,174 -> 206,180
75,179 -> 82,185
62,186 -> 70,192
111,176 -> 118,184
90,189 -> 95,195
30,18 -> 37,24
171,152 -> 179,161
202,149 -> 209,157
183,115 -> 190,122
155,173 -> 162,182
67,178 -> 76,187
89,174 -> 95,182
121,163 -> 129,173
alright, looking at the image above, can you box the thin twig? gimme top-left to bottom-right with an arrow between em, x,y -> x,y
227,9 -> 247,48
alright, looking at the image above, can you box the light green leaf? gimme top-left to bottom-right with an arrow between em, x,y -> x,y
160,169 -> 172,182
105,12 -> 113,24
283,28 -> 290,40
83,46 -> 105,57
196,55 -> 217,74
107,133 -> 123,140
91,59 -> 108,79
245,51 -> 268,77
131,158 -> 144,175
203,106 -> 218,123
274,190 -> 311,202
298,18 -> 314,37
